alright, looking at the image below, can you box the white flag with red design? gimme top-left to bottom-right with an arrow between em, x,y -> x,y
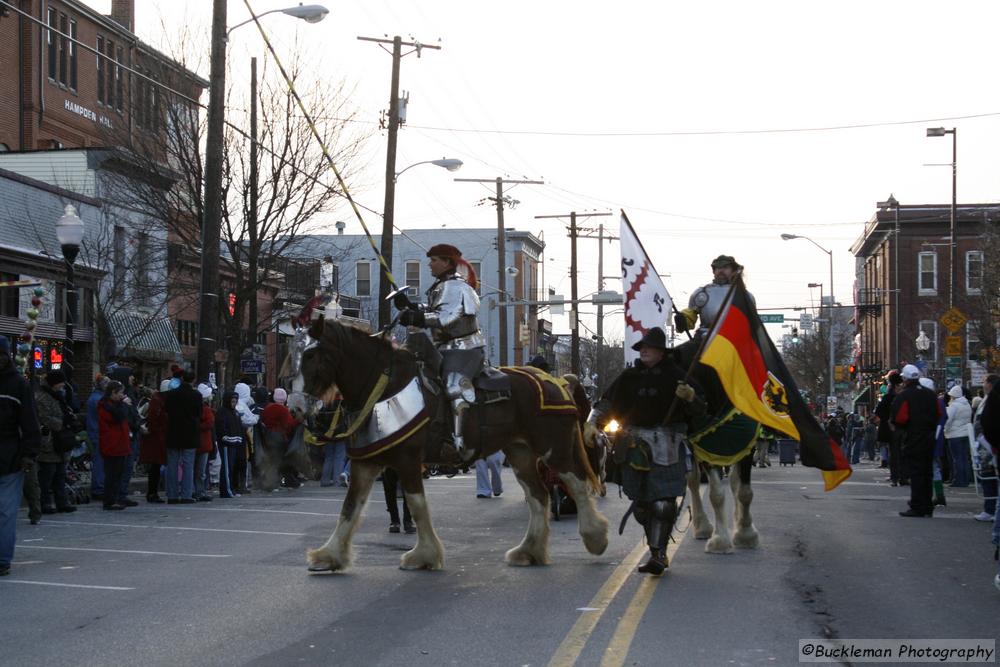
620,211 -> 672,365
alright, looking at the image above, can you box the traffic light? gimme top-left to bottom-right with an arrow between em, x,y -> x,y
848,364 -> 857,379
791,327 -> 800,344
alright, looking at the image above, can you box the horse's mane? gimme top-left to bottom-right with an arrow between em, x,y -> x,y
315,318 -> 417,366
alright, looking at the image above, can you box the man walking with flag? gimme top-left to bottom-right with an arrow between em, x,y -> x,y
585,327 -> 705,576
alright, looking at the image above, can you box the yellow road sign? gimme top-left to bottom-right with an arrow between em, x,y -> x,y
944,335 -> 963,356
939,307 -> 968,334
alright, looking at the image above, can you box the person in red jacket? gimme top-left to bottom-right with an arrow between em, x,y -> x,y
261,388 -> 302,489
98,381 -> 132,511
138,380 -> 170,504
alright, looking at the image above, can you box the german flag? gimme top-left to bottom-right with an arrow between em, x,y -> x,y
700,276 -> 852,490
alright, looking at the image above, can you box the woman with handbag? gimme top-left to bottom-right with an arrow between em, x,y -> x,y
34,370 -> 77,514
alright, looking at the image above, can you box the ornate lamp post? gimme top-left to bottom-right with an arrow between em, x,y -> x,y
55,204 -> 85,389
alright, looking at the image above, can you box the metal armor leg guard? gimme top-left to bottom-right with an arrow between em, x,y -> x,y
451,398 -> 469,451
638,498 -> 677,576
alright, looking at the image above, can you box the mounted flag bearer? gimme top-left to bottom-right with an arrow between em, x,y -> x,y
393,244 -> 483,455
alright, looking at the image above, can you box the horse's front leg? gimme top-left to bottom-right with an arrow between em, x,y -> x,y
556,430 -> 609,556
687,464 -> 713,539
504,442 -> 551,566
704,466 -> 734,554
732,456 -> 759,549
307,461 -> 379,572
399,465 -> 445,570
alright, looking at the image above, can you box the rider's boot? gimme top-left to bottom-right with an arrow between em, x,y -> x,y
450,399 -> 472,460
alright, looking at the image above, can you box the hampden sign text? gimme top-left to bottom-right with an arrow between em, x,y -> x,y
64,99 -> 113,129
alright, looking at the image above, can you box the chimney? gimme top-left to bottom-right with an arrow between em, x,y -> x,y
110,0 -> 134,31
335,221 -> 346,235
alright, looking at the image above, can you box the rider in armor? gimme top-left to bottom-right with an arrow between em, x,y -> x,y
674,255 -> 753,335
395,244 -> 484,454
585,327 -> 706,576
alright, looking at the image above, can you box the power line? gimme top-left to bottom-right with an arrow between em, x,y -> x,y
304,110 -> 1000,138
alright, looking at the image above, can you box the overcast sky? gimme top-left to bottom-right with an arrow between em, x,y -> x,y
96,0 -> 1000,343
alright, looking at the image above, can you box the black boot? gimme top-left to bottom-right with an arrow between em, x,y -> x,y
637,548 -> 667,575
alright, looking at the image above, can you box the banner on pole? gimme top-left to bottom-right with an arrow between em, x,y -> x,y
620,211 -> 672,365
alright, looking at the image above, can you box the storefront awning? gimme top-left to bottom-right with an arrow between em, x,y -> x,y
107,314 -> 181,362
852,386 -> 872,407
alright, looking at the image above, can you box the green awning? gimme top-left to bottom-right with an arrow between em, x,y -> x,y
852,386 -> 872,407
107,314 -> 181,362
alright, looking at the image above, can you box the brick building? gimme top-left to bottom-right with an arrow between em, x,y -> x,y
850,201 -> 997,392
0,0 -> 206,389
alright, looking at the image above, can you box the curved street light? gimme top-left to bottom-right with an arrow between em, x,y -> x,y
394,157 -> 463,182
227,4 -> 330,37
782,233 -> 836,403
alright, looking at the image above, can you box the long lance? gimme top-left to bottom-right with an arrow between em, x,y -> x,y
243,0 -> 400,295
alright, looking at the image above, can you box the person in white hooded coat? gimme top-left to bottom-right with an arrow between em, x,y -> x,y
944,384 -> 973,487
232,383 -> 257,494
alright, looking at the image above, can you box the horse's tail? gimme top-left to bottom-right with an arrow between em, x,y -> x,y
573,422 -> 602,494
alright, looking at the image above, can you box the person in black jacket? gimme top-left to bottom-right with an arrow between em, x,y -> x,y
163,370 -> 202,504
585,327 -> 705,575
891,365 -> 942,517
0,336 -> 41,576
874,370 -> 904,484
215,391 -> 245,498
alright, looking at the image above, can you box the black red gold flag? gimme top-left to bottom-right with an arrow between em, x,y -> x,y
700,277 -> 852,490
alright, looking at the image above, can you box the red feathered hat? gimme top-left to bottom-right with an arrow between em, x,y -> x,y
426,243 -> 461,259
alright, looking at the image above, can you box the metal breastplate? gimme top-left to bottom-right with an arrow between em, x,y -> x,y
426,277 -> 483,346
689,283 -> 731,329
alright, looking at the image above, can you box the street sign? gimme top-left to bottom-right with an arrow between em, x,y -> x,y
240,359 -> 264,374
944,335 -> 962,356
939,307 -> 967,334
759,313 -> 784,323
799,313 -> 813,331
834,382 -> 850,391
826,396 -> 837,412
945,355 -> 962,378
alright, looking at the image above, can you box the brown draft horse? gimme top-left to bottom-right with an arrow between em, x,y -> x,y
291,318 -> 609,572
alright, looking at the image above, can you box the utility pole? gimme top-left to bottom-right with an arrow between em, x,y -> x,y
358,35 -> 441,329
196,0 -> 227,384
457,177 -> 544,365
534,211 -> 612,375
247,56 -> 259,375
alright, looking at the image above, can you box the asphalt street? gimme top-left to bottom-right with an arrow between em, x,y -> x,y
2,459 -> 997,667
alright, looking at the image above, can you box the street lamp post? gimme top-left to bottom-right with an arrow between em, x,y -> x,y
782,233 -> 835,400
926,127 -> 957,309
55,205 -> 85,391
198,2 -> 329,383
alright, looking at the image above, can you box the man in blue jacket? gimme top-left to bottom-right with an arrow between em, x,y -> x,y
0,336 -> 42,576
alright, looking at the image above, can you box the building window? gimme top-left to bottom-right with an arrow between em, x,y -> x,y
917,320 -> 938,364
967,321 -> 981,361
469,261 -> 482,295
135,69 -> 145,125
113,226 -> 126,296
176,319 -> 198,347
405,261 -> 420,295
115,46 -> 124,112
966,250 -> 983,295
58,13 -> 68,86
133,232 -> 151,306
105,40 -> 115,110
47,8 -> 57,80
917,252 -> 937,295
355,262 -> 371,297
69,19 -> 77,90
96,36 -> 105,104
0,272 -> 19,317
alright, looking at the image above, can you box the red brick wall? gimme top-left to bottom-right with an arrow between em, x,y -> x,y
0,0 -> 203,151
